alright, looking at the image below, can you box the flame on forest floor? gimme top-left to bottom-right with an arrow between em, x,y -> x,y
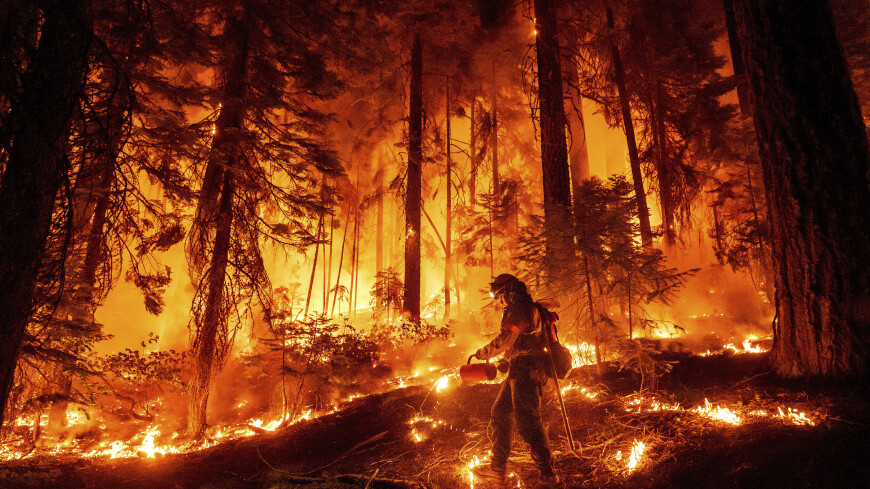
693,398 -> 742,425
701,337 -> 770,356
0,399 -> 337,462
621,394 -> 816,427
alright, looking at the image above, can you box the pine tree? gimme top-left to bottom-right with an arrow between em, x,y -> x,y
185,0 -> 343,437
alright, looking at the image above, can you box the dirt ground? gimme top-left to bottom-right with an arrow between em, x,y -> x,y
2,352 -> 869,489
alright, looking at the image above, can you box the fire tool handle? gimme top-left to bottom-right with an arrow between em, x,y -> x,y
544,320 -> 579,453
467,355 -> 475,365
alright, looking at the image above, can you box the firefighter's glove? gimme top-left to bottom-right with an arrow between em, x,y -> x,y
473,349 -> 486,361
496,358 -> 510,373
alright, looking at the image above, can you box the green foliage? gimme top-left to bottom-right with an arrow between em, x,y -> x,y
370,267 -> 404,321
85,333 -> 186,420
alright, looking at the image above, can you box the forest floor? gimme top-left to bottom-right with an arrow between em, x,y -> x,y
2,352 -> 870,489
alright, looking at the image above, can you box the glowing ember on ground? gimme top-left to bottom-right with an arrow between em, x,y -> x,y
625,397 -> 681,413
408,415 -> 445,443
560,382 -> 600,400
466,453 -> 490,489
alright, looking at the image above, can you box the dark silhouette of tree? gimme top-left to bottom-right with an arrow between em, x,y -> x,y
605,4 -> 653,249
533,0 -> 574,280
403,33 -> 423,324
733,0 -> 870,378
0,0 -> 91,430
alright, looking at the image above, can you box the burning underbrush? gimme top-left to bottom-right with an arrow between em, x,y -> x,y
2,345 -> 869,489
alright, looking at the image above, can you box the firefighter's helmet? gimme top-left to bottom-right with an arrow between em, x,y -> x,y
489,273 -> 526,298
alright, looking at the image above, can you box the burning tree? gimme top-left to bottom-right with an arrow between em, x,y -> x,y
184,0 -> 343,438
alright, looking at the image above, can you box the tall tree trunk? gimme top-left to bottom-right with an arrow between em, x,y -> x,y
376,158 -> 384,275
187,8 -> 249,438
491,93 -> 500,197
564,64 -> 590,185
651,83 -> 676,248
722,0 -> 753,117
304,182 -> 326,318
404,34 -> 423,323
352,207 -> 360,315
564,62 -> 591,242
534,0 -> 574,278
444,79 -> 452,321
188,170 -> 234,438
0,0 -> 90,429
606,4 -> 653,249
723,0 -> 774,299
330,211 -> 349,316
733,0 -> 870,378
469,98 -> 478,212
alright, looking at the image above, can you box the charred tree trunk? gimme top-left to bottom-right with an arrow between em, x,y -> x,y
0,0 -> 90,429
722,0 -> 753,117
187,8 -> 249,438
564,68 -> 590,188
404,34 -> 422,324
651,83 -> 676,248
607,5 -> 653,249
469,98 -> 478,212
376,159 -> 384,275
444,80 -> 453,321
188,170 -> 234,438
331,211 -> 350,316
733,0 -> 870,378
534,0 -> 574,278
491,93 -> 499,197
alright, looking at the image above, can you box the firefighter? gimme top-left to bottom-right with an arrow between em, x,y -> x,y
471,273 -> 560,485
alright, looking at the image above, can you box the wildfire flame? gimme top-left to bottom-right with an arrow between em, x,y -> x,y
627,439 -> 646,473
693,398 -> 742,425
435,375 -> 450,393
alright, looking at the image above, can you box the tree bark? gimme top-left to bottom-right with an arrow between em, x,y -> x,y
564,67 -> 590,189
534,0 -> 574,277
722,0 -> 753,117
469,98 -> 478,212
376,159 -> 384,275
403,33 -> 422,323
651,83 -> 676,247
733,0 -> 870,378
491,92 -> 499,197
607,4 -> 653,249
188,169 -> 234,438
187,7 -> 249,437
0,0 -> 90,429
444,79 -> 452,321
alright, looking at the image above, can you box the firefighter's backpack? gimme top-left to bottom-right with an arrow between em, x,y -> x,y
537,304 -> 573,380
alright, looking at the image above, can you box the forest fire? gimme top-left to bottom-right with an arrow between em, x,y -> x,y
2,0 -> 870,487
